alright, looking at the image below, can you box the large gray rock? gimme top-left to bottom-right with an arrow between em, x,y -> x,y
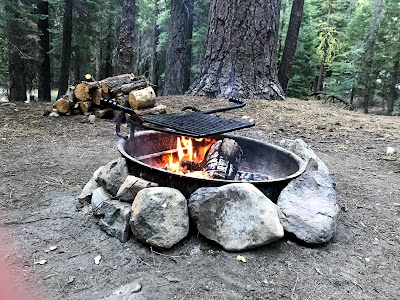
77,166 -> 103,205
130,187 -> 189,249
116,175 -> 158,203
188,183 -> 284,251
279,138 -> 329,174
96,158 -> 129,196
91,187 -> 132,242
277,170 -> 340,244
91,187 -> 113,216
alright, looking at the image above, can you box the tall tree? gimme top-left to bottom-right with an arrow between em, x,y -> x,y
57,0 -> 73,98
278,0 -> 305,94
359,0 -> 384,113
37,0 -> 51,102
116,0 -> 136,74
6,0 -> 27,101
190,0 -> 284,99
163,0 -> 194,95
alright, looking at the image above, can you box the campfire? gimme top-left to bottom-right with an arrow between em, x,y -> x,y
119,130 -> 305,200
160,136 -> 215,178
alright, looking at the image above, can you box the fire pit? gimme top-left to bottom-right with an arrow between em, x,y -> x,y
118,130 -> 306,201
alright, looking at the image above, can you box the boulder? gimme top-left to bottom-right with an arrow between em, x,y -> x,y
279,138 -> 329,174
277,170 -> 340,244
188,183 -> 284,251
116,175 -> 158,203
130,187 -> 189,249
91,187 -> 132,242
96,158 -> 129,196
77,166 -> 104,205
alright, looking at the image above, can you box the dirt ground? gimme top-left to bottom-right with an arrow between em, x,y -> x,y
0,96 -> 399,300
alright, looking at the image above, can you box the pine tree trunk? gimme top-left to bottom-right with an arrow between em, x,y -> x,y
6,1 -> 27,102
116,0 -> 136,74
388,54 -> 399,115
57,0 -> 73,98
190,0 -> 284,99
150,0 -> 160,92
37,1 -> 51,102
163,0 -> 194,95
278,0 -> 305,94
360,0 -> 384,114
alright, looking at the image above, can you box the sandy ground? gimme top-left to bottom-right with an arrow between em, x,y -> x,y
0,97 -> 399,300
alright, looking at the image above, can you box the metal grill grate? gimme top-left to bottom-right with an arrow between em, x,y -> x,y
141,111 -> 254,138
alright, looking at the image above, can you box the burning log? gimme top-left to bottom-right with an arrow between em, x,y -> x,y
204,138 -> 243,180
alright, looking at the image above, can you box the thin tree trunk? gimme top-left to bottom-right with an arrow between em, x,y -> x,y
37,0 -> 51,102
278,0 -> 305,94
191,0 -> 284,99
387,53 -> 399,115
116,0 -> 136,74
361,0 -> 384,114
163,0 -> 194,95
57,0 -> 73,98
150,0 -> 160,92
6,1 -> 27,102
316,0 -> 332,93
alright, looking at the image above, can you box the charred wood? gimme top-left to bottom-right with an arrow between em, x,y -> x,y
204,138 -> 243,180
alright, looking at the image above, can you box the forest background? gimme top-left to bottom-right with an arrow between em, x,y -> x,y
0,0 -> 399,115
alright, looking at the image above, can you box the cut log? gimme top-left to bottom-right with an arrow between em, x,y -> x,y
119,78 -> 148,94
79,101 -> 93,113
74,83 -> 90,101
90,88 -> 102,105
53,98 -> 73,114
128,86 -> 156,110
135,104 -> 167,116
100,74 -> 135,94
204,138 -> 243,180
95,108 -> 113,119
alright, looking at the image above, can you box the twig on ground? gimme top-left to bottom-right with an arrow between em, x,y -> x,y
306,279 -> 322,300
68,250 -> 92,259
180,281 -> 197,300
150,247 -> 186,259
2,215 -> 73,225
291,273 -> 299,300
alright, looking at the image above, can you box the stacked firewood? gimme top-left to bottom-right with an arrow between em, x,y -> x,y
51,73 -> 165,119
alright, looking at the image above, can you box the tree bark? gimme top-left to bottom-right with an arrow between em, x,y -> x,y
150,0 -> 160,92
278,0 -> 305,94
163,0 -> 194,95
388,53 -> 399,115
37,0 -> 51,102
6,1 -> 27,102
360,0 -> 384,114
57,0 -> 73,99
190,0 -> 284,99
116,0 -> 136,74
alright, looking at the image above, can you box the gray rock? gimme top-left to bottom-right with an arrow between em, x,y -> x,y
92,187 -> 131,242
279,138 -> 329,174
116,175 -> 158,203
100,281 -> 142,300
77,176 -> 99,205
188,183 -> 284,251
277,170 -> 340,244
130,187 -> 189,249
98,200 -> 132,242
91,187 -> 112,216
96,158 -> 129,196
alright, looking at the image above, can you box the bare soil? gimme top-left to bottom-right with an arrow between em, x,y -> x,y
0,97 -> 399,300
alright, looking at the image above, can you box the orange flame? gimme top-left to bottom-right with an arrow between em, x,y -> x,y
161,136 -> 215,178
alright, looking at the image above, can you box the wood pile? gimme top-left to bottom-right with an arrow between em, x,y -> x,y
51,74 -> 165,119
